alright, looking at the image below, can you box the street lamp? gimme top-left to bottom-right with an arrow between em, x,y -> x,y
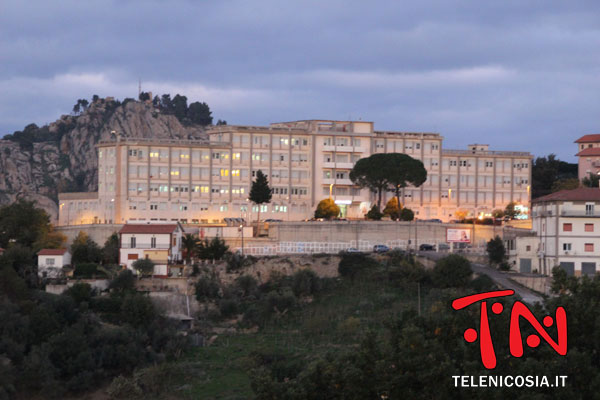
239,224 -> 244,256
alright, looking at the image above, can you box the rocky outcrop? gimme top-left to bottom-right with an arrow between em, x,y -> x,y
0,98 -> 208,220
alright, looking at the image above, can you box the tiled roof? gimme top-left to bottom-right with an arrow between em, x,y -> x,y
533,187 -> 600,203
576,147 -> 600,157
575,134 -> 600,143
119,224 -> 179,234
38,248 -> 68,256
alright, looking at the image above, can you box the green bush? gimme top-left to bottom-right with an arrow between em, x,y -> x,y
262,289 -> 297,316
73,262 -> 105,278
236,274 -> 259,297
219,299 -> 239,318
366,205 -> 383,220
338,253 -> 377,281
64,283 -> 93,305
291,269 -> 320,297
431,254 -> 472,288
195,274 -> 221,301
109,269 -> 135,292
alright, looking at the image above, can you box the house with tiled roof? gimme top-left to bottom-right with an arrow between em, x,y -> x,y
510,187 -> 600,277
118,223 -> 184,276
37,248 -> 71,278
575,134 -> 600,180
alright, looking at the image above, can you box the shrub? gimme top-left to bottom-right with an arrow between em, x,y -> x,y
219,299 -> 239,318
383,197 -> 400,220
64,283 -> 93,305
195,274 -> 221,301
486,236 -> 507,266
73,262 -> 104,278
338,253 -> 376,281
262,290 -> 296,316
399,208 -> 415,221
132,259 -> 154,277
314,198 -> 340,219
431,254 -> 472,288
120,294 -> 157,328
366,205 -> 383,220
236,274 -> 258,297
291,269 -> 320,297
109,269 -> 135,292
388,262 -> 429,284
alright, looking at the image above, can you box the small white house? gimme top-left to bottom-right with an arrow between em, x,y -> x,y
37,248 -> 71,278
119,223 -> 184,276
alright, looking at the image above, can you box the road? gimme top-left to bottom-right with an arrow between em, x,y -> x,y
417,251 -> 544,305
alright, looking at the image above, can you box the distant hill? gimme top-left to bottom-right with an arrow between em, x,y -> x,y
0,95 -> 218,220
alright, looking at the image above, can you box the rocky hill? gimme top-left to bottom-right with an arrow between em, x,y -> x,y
0,97 -> 210,220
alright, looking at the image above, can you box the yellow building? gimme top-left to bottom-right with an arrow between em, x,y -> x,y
58,119 -> 532,225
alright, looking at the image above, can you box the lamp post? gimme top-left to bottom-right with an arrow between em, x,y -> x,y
239,224 -> 244,256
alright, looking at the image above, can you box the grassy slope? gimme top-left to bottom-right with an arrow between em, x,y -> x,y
171,269 -> 437,399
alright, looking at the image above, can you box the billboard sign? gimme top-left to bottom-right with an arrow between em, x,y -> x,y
447,228 -> 471,243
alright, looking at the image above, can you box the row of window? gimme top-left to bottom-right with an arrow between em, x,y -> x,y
127,202 -> 291,213
563,223 -> 595,232
562,243 -> 595,252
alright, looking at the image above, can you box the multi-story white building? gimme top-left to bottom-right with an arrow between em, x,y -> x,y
118,223 -> 184,276
510,187 -> 600,276
58,119 -> 532,225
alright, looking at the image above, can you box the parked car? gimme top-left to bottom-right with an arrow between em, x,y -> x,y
344,247 -> 361,253
437,243 -> 450,251
373,244 -> 390,253
264,219 -> 283,223
419,243 -> 435,251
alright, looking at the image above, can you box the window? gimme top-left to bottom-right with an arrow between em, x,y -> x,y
563,223 -> 572,232
585,243 -> 594,252
586,223 -> 594,232
562,243 -> 572,251
586,203 -> 595,215
130,237 -> 136,248
151,237 -> 156,248
46,258 -> 55,266
526,245 -> 531,252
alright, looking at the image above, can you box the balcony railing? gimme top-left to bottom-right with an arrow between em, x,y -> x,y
560,210 -> 600,217
121,243 -> 171,249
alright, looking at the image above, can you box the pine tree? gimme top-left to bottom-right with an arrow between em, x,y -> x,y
249,170 -> 272,229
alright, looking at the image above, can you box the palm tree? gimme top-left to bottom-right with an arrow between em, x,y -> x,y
182,234 -> 198,265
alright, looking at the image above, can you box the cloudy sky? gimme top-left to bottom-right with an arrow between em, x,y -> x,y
2,0 -> 600,161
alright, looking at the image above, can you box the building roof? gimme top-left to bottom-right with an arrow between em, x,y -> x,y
575,134 -> 600,143
38,248 -> 68,256
575,147 -> 600,157
119,224 -> 179,234
533,187 -> 600,203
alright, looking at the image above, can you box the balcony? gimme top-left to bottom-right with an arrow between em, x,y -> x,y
322,178 -> 354,186
323,162 -> 354,169
121,243 -> 171,249
560,210 -> 600,217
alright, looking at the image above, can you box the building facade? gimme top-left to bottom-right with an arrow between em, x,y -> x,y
575,134 -> 600,180
58,120 -> 532,225
37,248 -> 71,278
118,223 -> 184,276
512,188 -> 600,276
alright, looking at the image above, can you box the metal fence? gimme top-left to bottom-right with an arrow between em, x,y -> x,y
237,239 -> 486,256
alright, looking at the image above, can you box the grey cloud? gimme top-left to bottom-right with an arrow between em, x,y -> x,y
3,0 -> 600,161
